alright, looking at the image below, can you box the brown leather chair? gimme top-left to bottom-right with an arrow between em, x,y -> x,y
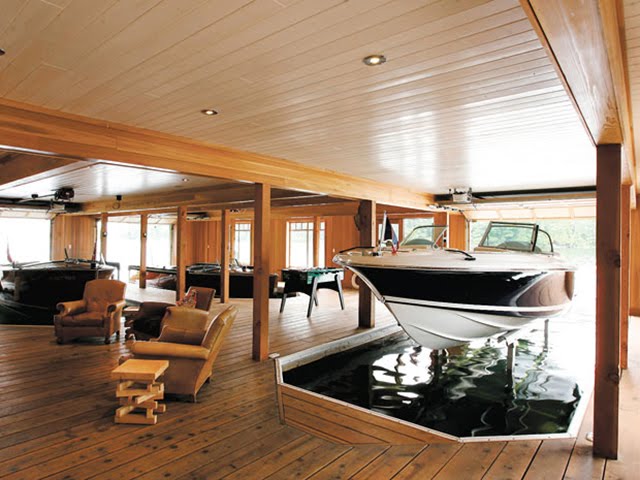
54,279 -> 127,344
128,304 -> 236,401
125,286 -> 216,340
189,286 -> 215,312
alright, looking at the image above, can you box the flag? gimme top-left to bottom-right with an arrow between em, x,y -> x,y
380,211 -> 399,254
6,244 -> 13,264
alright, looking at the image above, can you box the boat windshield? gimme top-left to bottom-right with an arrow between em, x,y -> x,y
400,225 -> 448,249
477,221 -> 553,253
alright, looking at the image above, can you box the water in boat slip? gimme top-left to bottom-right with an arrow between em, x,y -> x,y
284,267 -> 595,438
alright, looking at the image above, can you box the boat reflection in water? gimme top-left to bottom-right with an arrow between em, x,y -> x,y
284,326 -> 586,437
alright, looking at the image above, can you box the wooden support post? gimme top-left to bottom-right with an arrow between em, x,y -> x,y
176,206 -> 187,301
100,213 -> 108,261
313,216 -> 321,267
358,200 -> 376,328
621,185 -> 631,370
253,184 -> 271,361
594,144 -> 621,459
220,209 -> 231,304
139,214 -> 148,289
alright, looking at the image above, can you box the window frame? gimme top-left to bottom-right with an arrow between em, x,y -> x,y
232,220 -> 253,266
286,218 -> 325,268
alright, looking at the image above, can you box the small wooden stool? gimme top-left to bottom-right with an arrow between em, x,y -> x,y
111,359 -> 169,425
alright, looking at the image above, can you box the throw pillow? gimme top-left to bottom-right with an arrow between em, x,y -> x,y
159,325 -> 205,345
177,289 -> 198,308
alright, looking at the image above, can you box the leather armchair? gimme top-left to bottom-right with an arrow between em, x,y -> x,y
54,279 -> 127,344
125,301 -> 173,340
125,286 -> 216,340
128,304 -> 236,401
189,286 -> 215,312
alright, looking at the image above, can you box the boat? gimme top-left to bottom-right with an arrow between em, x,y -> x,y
333,221 -> 575,350
186,261 -> 279,298
1,260 -> 115,318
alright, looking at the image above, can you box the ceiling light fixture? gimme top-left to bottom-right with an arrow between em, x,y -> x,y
0,49 -> 5,56
201,109 -> 218,116
362,54 -> 386,66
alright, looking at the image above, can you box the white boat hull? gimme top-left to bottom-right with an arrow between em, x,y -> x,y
386,300 -> 544,350
334,222 -> 575,350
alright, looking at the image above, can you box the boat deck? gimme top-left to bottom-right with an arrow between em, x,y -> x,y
0,290 -> 637,479
124,283 -> 176,305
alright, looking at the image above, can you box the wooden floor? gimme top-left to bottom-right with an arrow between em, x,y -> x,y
0,290 -> 637,479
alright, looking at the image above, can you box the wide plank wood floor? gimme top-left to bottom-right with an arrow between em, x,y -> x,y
0,290 -> 637,479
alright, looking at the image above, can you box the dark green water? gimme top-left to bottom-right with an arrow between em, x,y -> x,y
284,325 -> 588,437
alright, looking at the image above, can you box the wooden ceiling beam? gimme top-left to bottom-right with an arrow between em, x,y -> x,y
88,198 -> 436,219
79,184 -> 326,214
80,185 -> 255,214
0,99 -> 435,209
89,200 -> 441,222
599,0 -> 637,207
521,0 -> 636,192
272,202 -> 359,218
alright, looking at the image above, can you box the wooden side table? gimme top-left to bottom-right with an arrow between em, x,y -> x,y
111,359 -> 169,425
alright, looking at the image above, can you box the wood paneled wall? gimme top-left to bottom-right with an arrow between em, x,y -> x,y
630,207 -> 640,316
176,211 -> 448,288
325,215 -> 361,288
448,212 -> 467,250
49,211 -> 444,286
270,218 -> 288,275
184,221 -> 221,265
51,215 -> 97,261
183,218 -> 288,274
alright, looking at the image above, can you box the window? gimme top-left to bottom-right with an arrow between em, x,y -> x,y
535,230 -> 553,253
96,218 -> 173,282
287,221 -> 325,268
107,221 -> 140,281
480,223 -> 536,251
147,224 -> 172,267
471,219 -> 595,266
234,223 -> 252,266
318,222 -> 326,267
402,217 -> 434,240
0,217 -> 51,263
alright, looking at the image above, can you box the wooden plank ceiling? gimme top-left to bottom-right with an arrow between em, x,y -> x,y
0,0 -> 594,194
0,153 -> 233,203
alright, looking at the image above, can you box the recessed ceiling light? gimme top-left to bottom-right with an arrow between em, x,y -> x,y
0,49 -> 5,56
363,54 -> 386,66
201,109 -> 218,116
182,178 -> 189,182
